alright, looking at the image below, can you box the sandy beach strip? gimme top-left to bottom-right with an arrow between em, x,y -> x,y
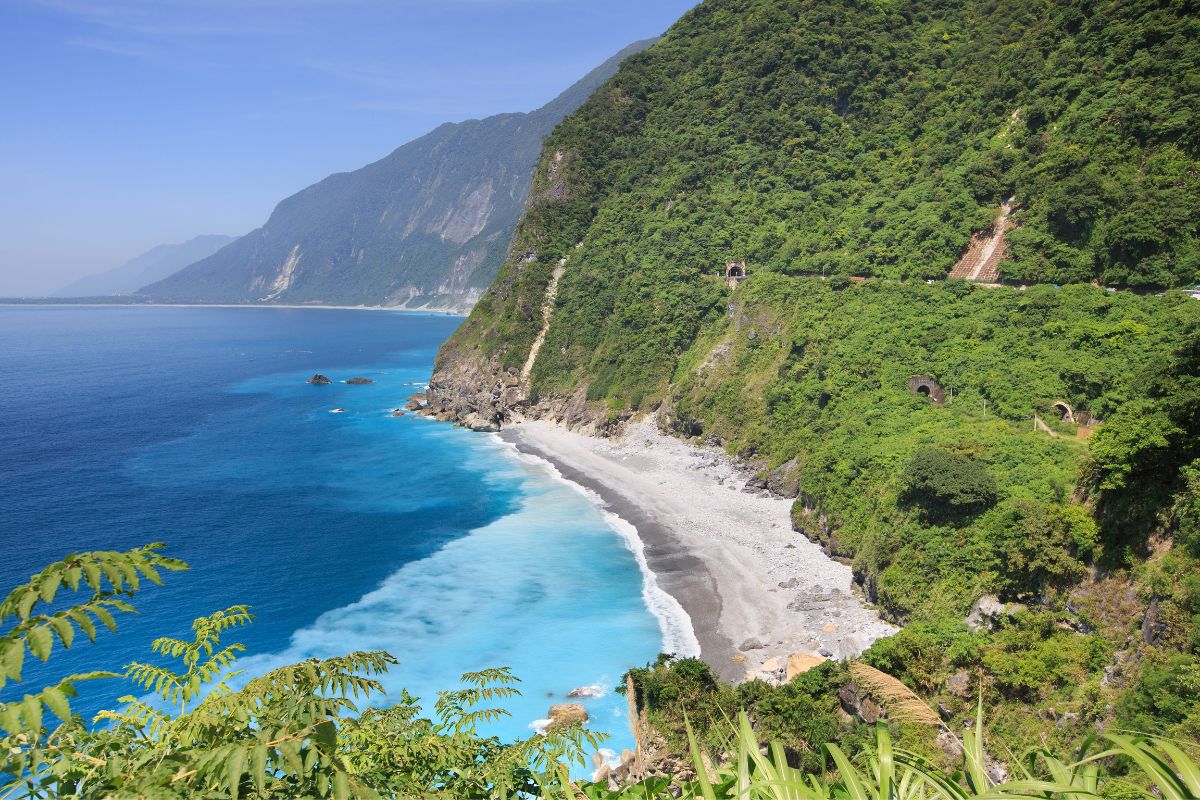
502,419 -> 896,682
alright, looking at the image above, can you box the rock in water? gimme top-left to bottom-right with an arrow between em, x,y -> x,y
566,685 -> 604,699
404,393 -> 428,411
308,374 -> 332,385
345,377 -> 374,385
546,703 -> 588,730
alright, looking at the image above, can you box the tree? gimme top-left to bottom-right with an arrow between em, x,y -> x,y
901,448 -> 999,523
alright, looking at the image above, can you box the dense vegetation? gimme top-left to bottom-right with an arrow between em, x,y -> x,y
4,545 -> 1199,799
140,41 -> 655,310
433,0 -> 1200,778
446,0 -> 1199,398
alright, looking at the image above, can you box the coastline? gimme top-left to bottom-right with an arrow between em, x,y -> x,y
500,419 -> 897,682
0,302 -> 468,316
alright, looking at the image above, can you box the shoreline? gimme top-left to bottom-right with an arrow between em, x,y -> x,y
0,302 -> 468,316
500,419 -> 897,682
498,431 -> 723,672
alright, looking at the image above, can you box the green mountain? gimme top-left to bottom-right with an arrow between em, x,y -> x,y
139,39 -> 657,311
52,235 -> 237,298
430,0 -> 1200,752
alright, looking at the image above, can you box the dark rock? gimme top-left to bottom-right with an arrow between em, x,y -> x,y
345,377 -> 374,385
745,473 -> 769,491
1142,599 -> 1167,646
765,459 -> 801,498
860,698 -> 882,724
945,670 -> 971,698
307,374 -> 332,385
405,393 -> 428,411
739,637 -> 765,652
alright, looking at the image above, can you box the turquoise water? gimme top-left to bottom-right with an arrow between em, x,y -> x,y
0,306 -> 682,756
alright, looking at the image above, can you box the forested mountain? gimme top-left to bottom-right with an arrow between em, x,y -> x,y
429,0 -> 1200,759
52,235 -> 236,297
137,40 -> 656,311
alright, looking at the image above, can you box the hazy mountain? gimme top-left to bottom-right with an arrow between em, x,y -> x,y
140,39 -> 658,312
52,235 -> 237,297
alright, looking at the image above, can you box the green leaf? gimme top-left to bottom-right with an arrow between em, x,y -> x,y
27,625 -> 53,662
332,771 -> 350,800
226,746 -> 247,800
41,686 -> 71,721
17,590 -> 38,620
22,694 -> 43,731
252,744 -> 269,795
37,572 -> 62,604
68,608 -> 97,641
0,702 -> 23,735
81,561 -> 101,591
48,616 -> 75,649
1,637 -> 25,683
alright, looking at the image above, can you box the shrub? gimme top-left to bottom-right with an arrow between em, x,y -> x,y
902,448 -> 999,523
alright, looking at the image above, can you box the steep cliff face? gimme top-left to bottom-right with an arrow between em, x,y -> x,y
429,0 -> 1200,751
430,0 -> 1199,424
139,39 -> 657,311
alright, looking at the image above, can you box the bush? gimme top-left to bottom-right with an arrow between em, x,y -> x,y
902,448 -> 999,523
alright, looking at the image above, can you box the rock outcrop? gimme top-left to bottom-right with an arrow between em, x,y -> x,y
345,377 -> 374,385
546,703 -> 588,730
307,374 -> 332,385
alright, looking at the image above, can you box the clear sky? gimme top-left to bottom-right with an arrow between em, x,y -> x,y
0,0 -> 697,296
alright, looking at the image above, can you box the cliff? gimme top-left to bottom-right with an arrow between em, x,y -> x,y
429,0 -> 1200,749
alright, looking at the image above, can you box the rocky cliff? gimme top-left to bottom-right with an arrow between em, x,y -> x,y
139,39 -> 657,311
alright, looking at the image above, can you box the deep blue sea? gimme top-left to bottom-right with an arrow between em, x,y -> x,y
0,306 -> 678,758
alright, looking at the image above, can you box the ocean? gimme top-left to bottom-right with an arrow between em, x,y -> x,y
0,305 -> 691,756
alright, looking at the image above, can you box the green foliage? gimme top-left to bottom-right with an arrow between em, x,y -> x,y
119,604 -> 253,714
445,0 -> 1200,411
583,704 -> 1200,800
1117,652 -> 1200,741
0,545 -> 608,799
141,40 -> 656,307
902,448 -> 999,523
0,543 -> 187,736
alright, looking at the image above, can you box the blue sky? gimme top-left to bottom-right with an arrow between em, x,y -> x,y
0,0 -> 696,296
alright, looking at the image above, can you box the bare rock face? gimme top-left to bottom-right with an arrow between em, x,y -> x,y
966,594 -> 1008,631
404,393 -> 428,411
945,669 -> 972,697
345,377 -> 374,385
307,374 -> 332,385
461,412 -> 500,433
838,683 -> 882,724
546,703 -> 588,730
786,653 -> 828,682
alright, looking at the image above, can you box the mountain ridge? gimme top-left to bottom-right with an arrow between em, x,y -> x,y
425,0 -> 1200,754
139,39 -> 659,311
52,235 -> 237,298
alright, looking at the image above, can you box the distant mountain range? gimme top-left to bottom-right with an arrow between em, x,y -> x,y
52,235 -> 237,297
140,39 -> 658,312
